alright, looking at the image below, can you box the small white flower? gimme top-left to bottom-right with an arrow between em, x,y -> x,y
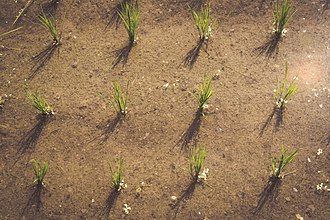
317,148 -> 323,155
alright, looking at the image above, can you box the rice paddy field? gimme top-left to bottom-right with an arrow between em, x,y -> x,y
0,0 -> 329,219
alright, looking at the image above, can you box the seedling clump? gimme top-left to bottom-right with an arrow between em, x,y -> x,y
27,91 -> 54,116
273,0 -> 296,37
274,63 -> 298,109
117,0 -> 138,44
191,4 -> 215,43
38,10 -> 61,46
31,159 -> 49,186
189,145 -> 207,182
271,145 -> 299,179
111,82 -> 128,116
198,76 -> 213,112
109,158 -> 126,191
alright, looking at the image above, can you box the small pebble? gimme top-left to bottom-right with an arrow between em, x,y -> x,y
293,187 -> 298,192
170,196 -> 177,201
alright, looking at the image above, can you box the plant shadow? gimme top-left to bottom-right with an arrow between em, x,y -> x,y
105,0 -> 131,30
252,175 -> 282,215
183,39 -> 204,69
255,32 -> 281,59
17,115 -> 52,160
42,0 -> 61,15
323,134 -> 330,146
30,42 -> 59,80
170,180 -> 198,219
112,41 -> 134,68
189,0 -> 203,11
20,183 -> 45,218
323,0 -> 330,11
101,113 -> 122,143
98,189 -> 120,220
259,106 -> 283,136
179,108 -> 203,150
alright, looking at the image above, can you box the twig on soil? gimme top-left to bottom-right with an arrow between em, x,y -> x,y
13,0 -> 35,25
0,26 -> 23,38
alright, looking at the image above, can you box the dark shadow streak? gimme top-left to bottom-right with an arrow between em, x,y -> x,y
257,0 -> 267,15
323,134 -> 330,146
179,108 -> 203,150
259,107 -> 276,136
170,180 -> 198,219
105,0 -> 131,30
112,41 -> 134,68
20,183 -> 45,218
30,43 -> 59,80
255,32 -> 281,59
98,189 -> 120,220
183,39 -> 204,69
189,0 -> 203,11
324,0 -> 330,11
42,0 -> 61,15
274,107 -> 283,130
16,115 -> 52,163
252,175 -> 282,215
259,106 -> 283,136
101,113 -> 122,143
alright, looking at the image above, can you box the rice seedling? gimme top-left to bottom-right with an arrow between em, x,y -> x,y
26,91 -> 54,116
189,145 -> 206,181
38,11 -> 61,45
271,145 -> 299,178
117,0 -> 138,43
191,4 -> 215,42
274,63 -> 298,109
273,0 -> 296,36
109,158 -> 125,191
111,82 -> 128,116
198,76 -> 213,111
31,159 -> 49,186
